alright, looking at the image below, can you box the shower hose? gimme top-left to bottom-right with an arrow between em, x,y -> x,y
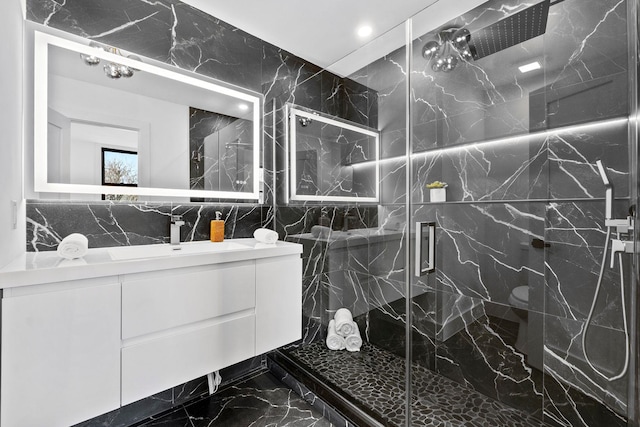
581,227 -> 630,381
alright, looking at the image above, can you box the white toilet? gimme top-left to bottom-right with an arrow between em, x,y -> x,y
508,286 -> 529,354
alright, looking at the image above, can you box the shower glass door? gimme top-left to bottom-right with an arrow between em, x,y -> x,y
408,0 -> 637,426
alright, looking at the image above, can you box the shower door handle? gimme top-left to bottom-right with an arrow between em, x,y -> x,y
415,222 -> 436,277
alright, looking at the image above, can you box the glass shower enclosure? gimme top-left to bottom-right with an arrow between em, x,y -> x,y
275,0 -> 639,425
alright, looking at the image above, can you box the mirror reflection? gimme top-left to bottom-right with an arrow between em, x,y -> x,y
35,32 -> 262,200
288,105 -> 379,202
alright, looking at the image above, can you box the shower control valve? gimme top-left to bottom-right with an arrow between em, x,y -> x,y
605,216 -> 634,235
610,239 -> 634,268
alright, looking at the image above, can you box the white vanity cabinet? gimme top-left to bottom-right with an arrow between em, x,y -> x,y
0,242 -> 302,427
1,278 -> 121,427
255,256 -> 302,354
120,261 -> 258,404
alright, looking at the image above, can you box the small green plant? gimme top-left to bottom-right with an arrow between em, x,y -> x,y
426,181 -> 447,189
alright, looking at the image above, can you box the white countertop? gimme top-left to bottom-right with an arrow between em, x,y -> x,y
0,239 -> 302,289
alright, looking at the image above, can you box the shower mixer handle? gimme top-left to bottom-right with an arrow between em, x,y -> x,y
610,239 -> 633,268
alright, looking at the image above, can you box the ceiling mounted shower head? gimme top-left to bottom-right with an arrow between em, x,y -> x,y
468,0 -> 550,60
421,27 -> 473,73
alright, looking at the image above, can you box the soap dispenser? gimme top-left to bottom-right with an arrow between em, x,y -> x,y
210,211 -> 225,242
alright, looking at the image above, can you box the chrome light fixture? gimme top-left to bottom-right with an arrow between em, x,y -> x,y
80,42 -> 141,79
422,28 -> 473,73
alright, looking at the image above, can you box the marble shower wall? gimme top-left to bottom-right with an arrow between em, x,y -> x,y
404,0 -> 633,426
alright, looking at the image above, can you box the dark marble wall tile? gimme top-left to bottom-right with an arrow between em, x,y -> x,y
412,202 -> 546,308
412,135 -> 548,203
28,0 -> 176,63
548,120 -> 629,199
26,201 -> 265,251
545,200 -> 630,329
170,3 -> 264,91
543,314 -> 628,419
432,291 -> 545,421
27,201 -> 171,251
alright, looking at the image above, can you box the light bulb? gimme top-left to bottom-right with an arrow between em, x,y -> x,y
118,64 -> 134,78
104,63 -> 121,79
422,41 -> 440,60
80,54 -> 101,66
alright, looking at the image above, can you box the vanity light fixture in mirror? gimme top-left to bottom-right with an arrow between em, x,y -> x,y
287,105 -> 380,203
33,31 -> 262,201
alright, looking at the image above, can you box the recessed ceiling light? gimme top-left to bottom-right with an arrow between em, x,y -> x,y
518,61 -> 541,73
357,25 -> 373,38
238,104 -> 249,111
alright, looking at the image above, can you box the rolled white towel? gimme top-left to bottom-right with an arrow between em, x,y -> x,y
334,308 -> 355,337
345,322 -> 363,352
311,225 -> 331,239
253,228 -> 278,244
56,233 -> 89,260
326,319 -> 345,351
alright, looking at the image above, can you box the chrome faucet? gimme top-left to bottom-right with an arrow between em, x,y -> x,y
170,215 -> 185,248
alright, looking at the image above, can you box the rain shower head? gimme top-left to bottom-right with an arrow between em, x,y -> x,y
469,0 -> 550,60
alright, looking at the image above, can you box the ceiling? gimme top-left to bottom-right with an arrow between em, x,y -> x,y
179,0 -> 486,74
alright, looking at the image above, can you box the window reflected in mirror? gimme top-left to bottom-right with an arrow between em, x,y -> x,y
101,148 -> 138,201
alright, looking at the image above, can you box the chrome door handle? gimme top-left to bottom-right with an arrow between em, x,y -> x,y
415,221 -> 435,277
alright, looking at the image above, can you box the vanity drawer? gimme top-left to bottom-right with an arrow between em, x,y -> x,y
121,314 -> 255,405
122,261 -> 255,339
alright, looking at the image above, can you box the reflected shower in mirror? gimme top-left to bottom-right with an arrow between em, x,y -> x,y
287,105 -> 379,202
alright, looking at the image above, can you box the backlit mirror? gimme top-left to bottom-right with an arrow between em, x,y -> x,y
287,105 -> 379,203
34,31 -> 262,201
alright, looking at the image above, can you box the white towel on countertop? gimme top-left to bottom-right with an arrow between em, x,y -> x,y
253,228 -> 278,244
345,322 -> 363,352
56,233 -> 89,260
326,319 -> 346,351
334,308 -> 356,337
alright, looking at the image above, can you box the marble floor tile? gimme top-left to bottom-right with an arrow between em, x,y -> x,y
140,372 -> 333,427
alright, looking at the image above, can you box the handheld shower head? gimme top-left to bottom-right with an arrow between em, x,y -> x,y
595,160 -> 612,188
595,160 -> 614,221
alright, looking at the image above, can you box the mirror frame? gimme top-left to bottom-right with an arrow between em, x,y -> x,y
33,31 -> 263,201
286,104 -> 380,203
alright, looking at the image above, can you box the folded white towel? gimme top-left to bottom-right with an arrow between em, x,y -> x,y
311,225 -> 332,238
57,233 -> 89,260
345,322 -> 363,352
253,228 -> 278,244
334,308 -> 355,337
326,319 -> 346,351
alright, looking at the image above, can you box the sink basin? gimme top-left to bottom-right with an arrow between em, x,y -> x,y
108,241 -> 247,261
